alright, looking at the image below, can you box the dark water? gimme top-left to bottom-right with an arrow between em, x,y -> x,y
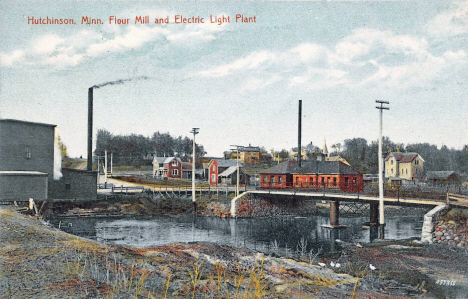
48,213 -> 424,255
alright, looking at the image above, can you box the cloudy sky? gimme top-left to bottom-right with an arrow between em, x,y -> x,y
1,1 -> 467,157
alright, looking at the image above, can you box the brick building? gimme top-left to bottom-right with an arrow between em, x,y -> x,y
260,160 -> 363,192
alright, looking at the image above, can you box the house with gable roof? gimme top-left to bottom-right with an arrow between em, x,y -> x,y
207,158 -> 244,185
152,156 -> 185,179
385,152 -> 425,183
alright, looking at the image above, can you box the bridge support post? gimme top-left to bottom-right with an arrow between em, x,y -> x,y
369,203 -> 379,225
330,201 -> 340,227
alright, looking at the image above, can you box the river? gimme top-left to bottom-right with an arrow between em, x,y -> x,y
48,213 -> 424,256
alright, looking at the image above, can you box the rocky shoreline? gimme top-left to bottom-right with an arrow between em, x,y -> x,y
432,209 -> 468,248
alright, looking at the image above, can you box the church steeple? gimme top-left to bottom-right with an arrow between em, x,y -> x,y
323,138 -> 328,157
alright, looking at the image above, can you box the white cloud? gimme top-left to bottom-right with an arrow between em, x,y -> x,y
196,51 -> 276,77
33,34 -> 65,55
0,50 -> 25,66
288,43 -> 327,63
195,26 -> 464,91
241,75 -> 282,92
426,1 -> 468,38
331,28 -> 429,65
1,9 -> 228,69
44,54 -> 84,67
290,68 -> 349,90
86,26 -> 168,57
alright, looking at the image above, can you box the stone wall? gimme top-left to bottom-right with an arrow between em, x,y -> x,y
432,213 -> 468,248
421,204 -> 468,248
421,204 -> 446,243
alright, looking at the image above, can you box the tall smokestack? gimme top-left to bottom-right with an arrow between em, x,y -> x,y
87,87 -> 93,171
298,100 -> 302,168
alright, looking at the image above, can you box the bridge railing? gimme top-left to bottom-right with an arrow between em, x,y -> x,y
259,181 -> 467,202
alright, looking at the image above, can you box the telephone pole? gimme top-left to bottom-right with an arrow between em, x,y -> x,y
191,128 -> 199,213
376,100 -> 389,239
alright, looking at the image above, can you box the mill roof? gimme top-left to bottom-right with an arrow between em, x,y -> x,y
260,160 -> 299,174
0,118 -> 56,127
294,161 -> 359,175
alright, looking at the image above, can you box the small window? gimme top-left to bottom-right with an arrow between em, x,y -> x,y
278,176 -> 283,184
391,160 -> 393,165
24,146 -> 32,159
172,169 -> 179,176
344,177 -> 349,187
271,176 -> 275,184
65,183 -> 71,190
172,160 -> 178,166
333,177 -> 337,186
211,174 -> 216,182
263,176 -> 267,183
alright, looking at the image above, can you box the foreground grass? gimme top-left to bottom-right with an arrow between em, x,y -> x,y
0,207 -> 360,298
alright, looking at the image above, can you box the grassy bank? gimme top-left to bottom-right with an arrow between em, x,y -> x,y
1,207 -> 362,298
3,206 -> 468,298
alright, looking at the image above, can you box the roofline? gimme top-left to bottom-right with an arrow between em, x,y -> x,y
0,118 -> 56,127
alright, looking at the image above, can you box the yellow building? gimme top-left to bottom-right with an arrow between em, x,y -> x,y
239,145 -> 261,164
385,152 -> 424,182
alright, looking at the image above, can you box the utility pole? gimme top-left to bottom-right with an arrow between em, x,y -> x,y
230,145 -> 243,197
376,100 -> 389,239
298,100 -> 302,167
191,128 -> 199,213
104,150 -> 108,186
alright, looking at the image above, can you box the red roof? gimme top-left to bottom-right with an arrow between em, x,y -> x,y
385,152 -> 419,163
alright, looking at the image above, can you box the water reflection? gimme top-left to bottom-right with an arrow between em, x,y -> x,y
49,214 -> 423,255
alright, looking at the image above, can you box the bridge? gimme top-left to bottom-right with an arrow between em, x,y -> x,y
230,190 -> 468,234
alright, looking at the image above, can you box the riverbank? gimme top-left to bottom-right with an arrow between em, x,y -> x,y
2,207 -> 468,298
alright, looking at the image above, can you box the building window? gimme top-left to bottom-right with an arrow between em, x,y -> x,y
278,176 -> 283,184
344,177 -> 349,187
333,177 -> 337,186
406,169 -> 408,174
391,160 -> 393,165
172,169 -> 179,176
172,160 -> 178,166
263,176 -> 267,183
65,183 -> 71,190
353,177 -> 357,186
321,177 -> 325,185
24,146 -> 32,159
211,174 -> 216,182
271,176 -> 275,184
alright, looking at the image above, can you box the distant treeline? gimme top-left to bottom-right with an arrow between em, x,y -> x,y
327,137 -> 468,174
95,129 -> 206,162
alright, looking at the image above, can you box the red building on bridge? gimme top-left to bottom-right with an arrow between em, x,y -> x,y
260,160 -> 363,192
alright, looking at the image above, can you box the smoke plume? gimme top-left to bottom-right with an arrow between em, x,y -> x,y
91,76 -> 149,89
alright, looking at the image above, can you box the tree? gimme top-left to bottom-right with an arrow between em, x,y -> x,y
57,134 -> 68,157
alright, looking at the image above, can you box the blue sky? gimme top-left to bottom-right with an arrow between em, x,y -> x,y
1,1 -> 467,157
